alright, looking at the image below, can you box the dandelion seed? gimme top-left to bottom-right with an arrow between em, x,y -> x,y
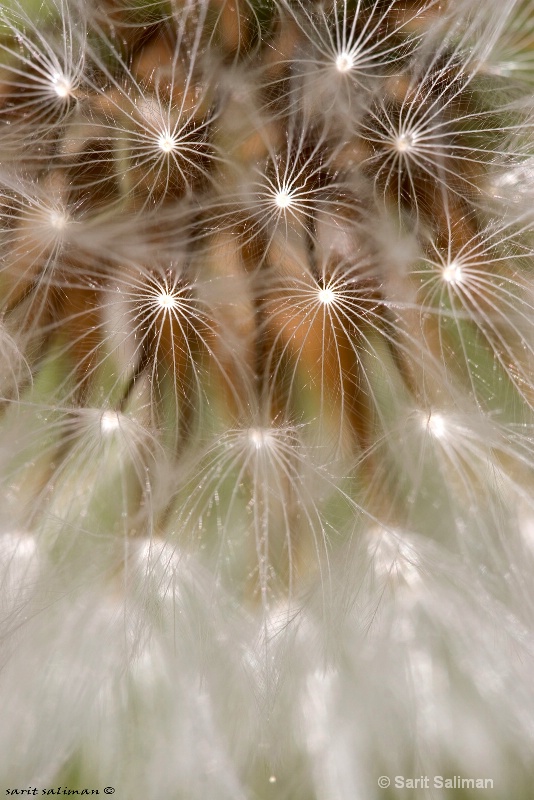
414,213 -> 534,409
280,0 -> 443,114
260,237 -> 417,451
359,13 -> 534,222
224,117 -> 359,254
0,0 -> 85,139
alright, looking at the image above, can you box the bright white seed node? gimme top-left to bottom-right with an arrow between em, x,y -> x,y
274,189 -> 293,209
156,291 -> 178,310
335,51 -> 354,73
442,261 -> 463,285
426,412 -> 447,439
51,73 -> 73,99
100,410 -> 121,434
248,428 -> 273,450
394,133 -> 415,153
157,132 -> 177,153
318,287 -> 335,305
48,211 -> 68,231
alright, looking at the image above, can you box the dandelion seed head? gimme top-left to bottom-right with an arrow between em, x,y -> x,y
2,2 -> 534,790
